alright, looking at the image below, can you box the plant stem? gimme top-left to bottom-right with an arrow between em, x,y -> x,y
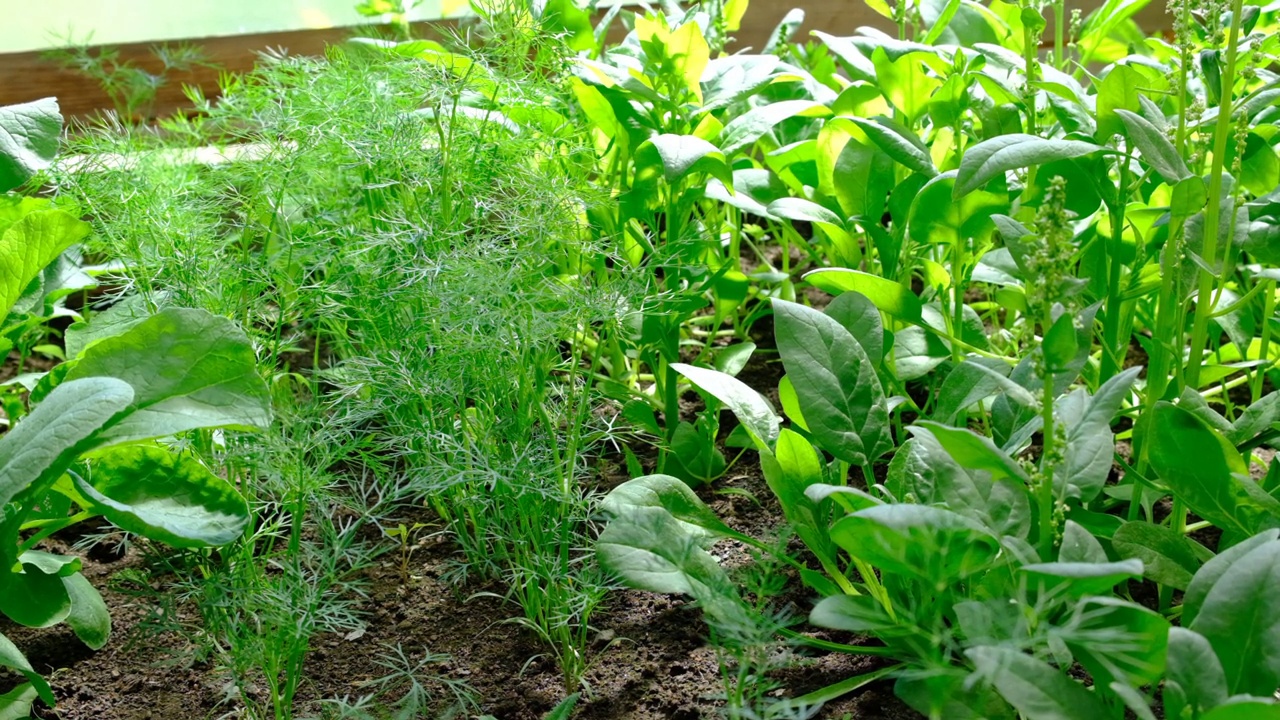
1252,279 -> 1276,403
1185,0 -> 1245,390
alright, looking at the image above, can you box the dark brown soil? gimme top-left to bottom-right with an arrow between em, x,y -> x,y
5,459 -> 919,720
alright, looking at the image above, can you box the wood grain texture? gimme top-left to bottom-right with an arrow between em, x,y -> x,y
0,1 -> 1172,120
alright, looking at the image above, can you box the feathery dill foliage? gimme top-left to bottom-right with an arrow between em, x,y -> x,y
57,19 -> 642,704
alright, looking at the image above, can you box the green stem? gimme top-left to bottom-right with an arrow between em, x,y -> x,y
1252,280 -> 1276,404
1039,310 -> 1057,559
1099,154 -> 1131,383
1185,0 -> 1244,391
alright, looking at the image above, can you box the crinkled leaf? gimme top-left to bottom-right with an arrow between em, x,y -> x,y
77,445 -> 250,548
0,98 -> 61,192
0,208 -> 89,318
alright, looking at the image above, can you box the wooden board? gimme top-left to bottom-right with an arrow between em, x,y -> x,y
0,1 -> 1171,121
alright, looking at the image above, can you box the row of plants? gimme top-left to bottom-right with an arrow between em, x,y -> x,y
575,0 -> 1280,716
3,0 -> 1280,715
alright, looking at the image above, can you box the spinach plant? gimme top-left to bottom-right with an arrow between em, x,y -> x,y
0,98 -> 272,716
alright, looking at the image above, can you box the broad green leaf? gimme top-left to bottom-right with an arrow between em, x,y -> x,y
908,171 -> 1009,245
966,646 -> 1109,720
0,98 -> 61,192
0,377 -> 133,509
761,432 -> 845,586
954,135 -> 1104,198
0,560 -> 69,628
77,445 -> 250,548
1166,628 -> 1228,717
600,474 -> 736,544
1095,65 -> 1143,141
803,269 -> 925,323
1189,539 -> 1280,696
1171,176 -> 1208,219
633,134 -> 733,191
1201,702 -> 1280,720
1063,597 -> 1168,687
1149,403 -> 1280,539
824,291 -> 884,367
1115,109 -> 1191,183
0,208 -> 90,317
64,307 -> 273,446
830,504 -> 1000,582
1058,520 -> 1106,564
838,116 -> 936,176
1183,529 -> 1279,626
1041,312 -> 1078,373
64,293 -> 154,359
871,47 -> 940,122
0,683 -> 40,720
1020,559 -> 1144,596
63,572 -> 110,650
911,421 -> 1030,485
0,633 -> 53,707
810,594 -> 895,633
672,363 -> 780,447
596,506 -> 744,626
1056,367 -> 1141,503
772,299 -> 892,465
766,197 -> 857,259
1112,521 -> 1204,589
719,100 -> 830,156
932,358 -> 1034,424
886,434 -> 1032,539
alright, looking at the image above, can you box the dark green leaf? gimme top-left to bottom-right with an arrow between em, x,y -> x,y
1189,539 -> 1280,696
1150,403 -> 1280,539
1021,560 -> 1143,596
63,573 -> 110,650
0,377 -> 133,509
1112,521 -> 1205,589
825,291 -> 884,367
1166,627 -> 1228,717
77,445 -> 250,548
966,646 -> 1109,720
772,299 -> 892,465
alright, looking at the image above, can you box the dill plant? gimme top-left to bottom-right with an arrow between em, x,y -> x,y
56,11 -> 643,710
